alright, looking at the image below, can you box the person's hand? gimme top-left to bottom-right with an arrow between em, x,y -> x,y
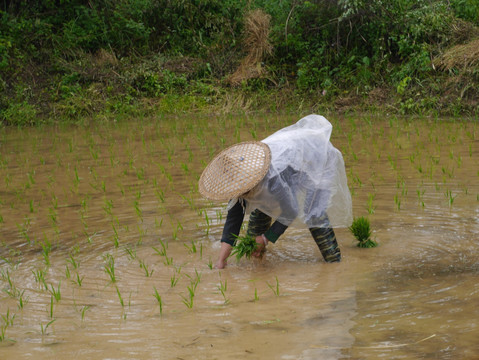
252,234 -> 268,258
215,242 -> 232,269
215,258 -> 227,269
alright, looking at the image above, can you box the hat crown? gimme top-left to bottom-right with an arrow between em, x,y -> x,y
199,141 -> 271,201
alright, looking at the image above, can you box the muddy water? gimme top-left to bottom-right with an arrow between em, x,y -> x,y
0,114 -> 478,359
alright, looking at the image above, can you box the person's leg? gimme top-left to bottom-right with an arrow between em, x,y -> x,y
309,226 -> 341,262
246,209 -> 272,237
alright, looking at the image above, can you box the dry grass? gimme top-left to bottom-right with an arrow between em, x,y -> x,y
449,19 -> 479,45
228,9 -> 272,86
94,48 -> 119,67
434,38 -> 479,71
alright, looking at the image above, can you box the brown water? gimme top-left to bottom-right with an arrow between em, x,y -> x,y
0,114 -> 478,359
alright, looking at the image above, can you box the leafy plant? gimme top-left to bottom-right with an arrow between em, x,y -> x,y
230,234 -> 259,261
349,216 -> 377,248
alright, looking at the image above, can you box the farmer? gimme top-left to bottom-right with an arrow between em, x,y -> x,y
198,114 -> 353,269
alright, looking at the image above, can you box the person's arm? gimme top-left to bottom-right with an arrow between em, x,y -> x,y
216,200 -> 245,269
257,166 -> 297,245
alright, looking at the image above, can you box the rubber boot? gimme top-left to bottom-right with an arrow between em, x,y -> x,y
309,227 -> 341,262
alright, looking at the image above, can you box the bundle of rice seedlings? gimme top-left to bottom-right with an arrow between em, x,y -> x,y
349,216 -> 377,248
230,234 -> 259,261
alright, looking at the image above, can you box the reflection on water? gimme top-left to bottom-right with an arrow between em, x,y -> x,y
0,115 -> 478,359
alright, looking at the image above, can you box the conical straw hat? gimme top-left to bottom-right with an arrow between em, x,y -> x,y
199,141 -> 271,201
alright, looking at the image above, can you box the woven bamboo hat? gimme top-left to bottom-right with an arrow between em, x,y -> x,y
199,141 -> 271,201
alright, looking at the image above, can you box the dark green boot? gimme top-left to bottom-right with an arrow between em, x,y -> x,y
309,227 -> 341,262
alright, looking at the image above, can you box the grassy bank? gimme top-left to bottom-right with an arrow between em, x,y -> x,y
1,1 -> 479,125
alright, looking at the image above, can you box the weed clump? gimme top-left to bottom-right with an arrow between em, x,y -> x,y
230,234 -> 259,261
349,216 -> 377,248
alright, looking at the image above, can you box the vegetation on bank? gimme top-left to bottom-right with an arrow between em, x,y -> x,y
1,0 -> 479,125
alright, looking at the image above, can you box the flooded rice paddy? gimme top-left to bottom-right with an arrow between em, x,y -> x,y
0,114 -> 478,359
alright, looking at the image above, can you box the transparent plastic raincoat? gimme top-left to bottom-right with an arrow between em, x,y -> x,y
240,114 -> 353,229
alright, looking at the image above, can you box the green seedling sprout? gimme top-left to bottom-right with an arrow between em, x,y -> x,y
184,240 -> 197,254
103,254 -> 116,283
139,259 -> 154,277
180,282 -> 196,309
80,306 -> 90,321
1,308 -> 15,327
49,295 -> 54,318
153,287 -> 163,315
65,265 -> 71,280
32,268 -> 48,290
40,319 -> 55,336
125,246 -> 137,260
349,216 -> 377,248
74,273 -> 84,287
218,275 -> 229,304
230,234 -> 259,261
266,276 -> 280,297
48,281 -> 61,302
17,290 -> 28,310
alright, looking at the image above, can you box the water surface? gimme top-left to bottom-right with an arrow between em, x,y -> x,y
0,114 -> 478,359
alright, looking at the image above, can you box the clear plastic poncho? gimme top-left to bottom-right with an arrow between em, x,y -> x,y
242,114 -> 353,229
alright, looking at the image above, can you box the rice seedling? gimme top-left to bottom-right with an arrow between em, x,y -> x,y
254,288 -> 259,301
133,200 -> 142,222
349,216 -> 377,248
445,189 -> 457,207
40,319 -> 55,335
67,253 -> 80,270
103,254 -> 117,283
230,234 -> 258,261
17,219 -> 31,244
217,275 -> 229,304
207,258 -> 213,270
170,272 -> 179,287
17,290 -> 28,310
65,265 -> 71,280
103,199 -> 113,215
75,305 -> 89,323
180,282 -> 196,309
2,273 -> 21,299
139,259 -> 154,277
48,282 -> 61,302
111,225 -> 120,248
41,238 -> 52,266
27,170 -> 35,186
1,308 -> 15,327
115,286 -> 124,307
394,193 -> 401,210
152,239 -> 168,257
153,287 -> 163,315
74,272 -> 84,287
0,323 -> 9,342
184,240 -> 197,254
125,245 -> 137,260
367,193 -> 375,214
48,295 -> 54,318
266,276 -> 280,297
29,199 -> 35,213
32,268 -> 48,290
